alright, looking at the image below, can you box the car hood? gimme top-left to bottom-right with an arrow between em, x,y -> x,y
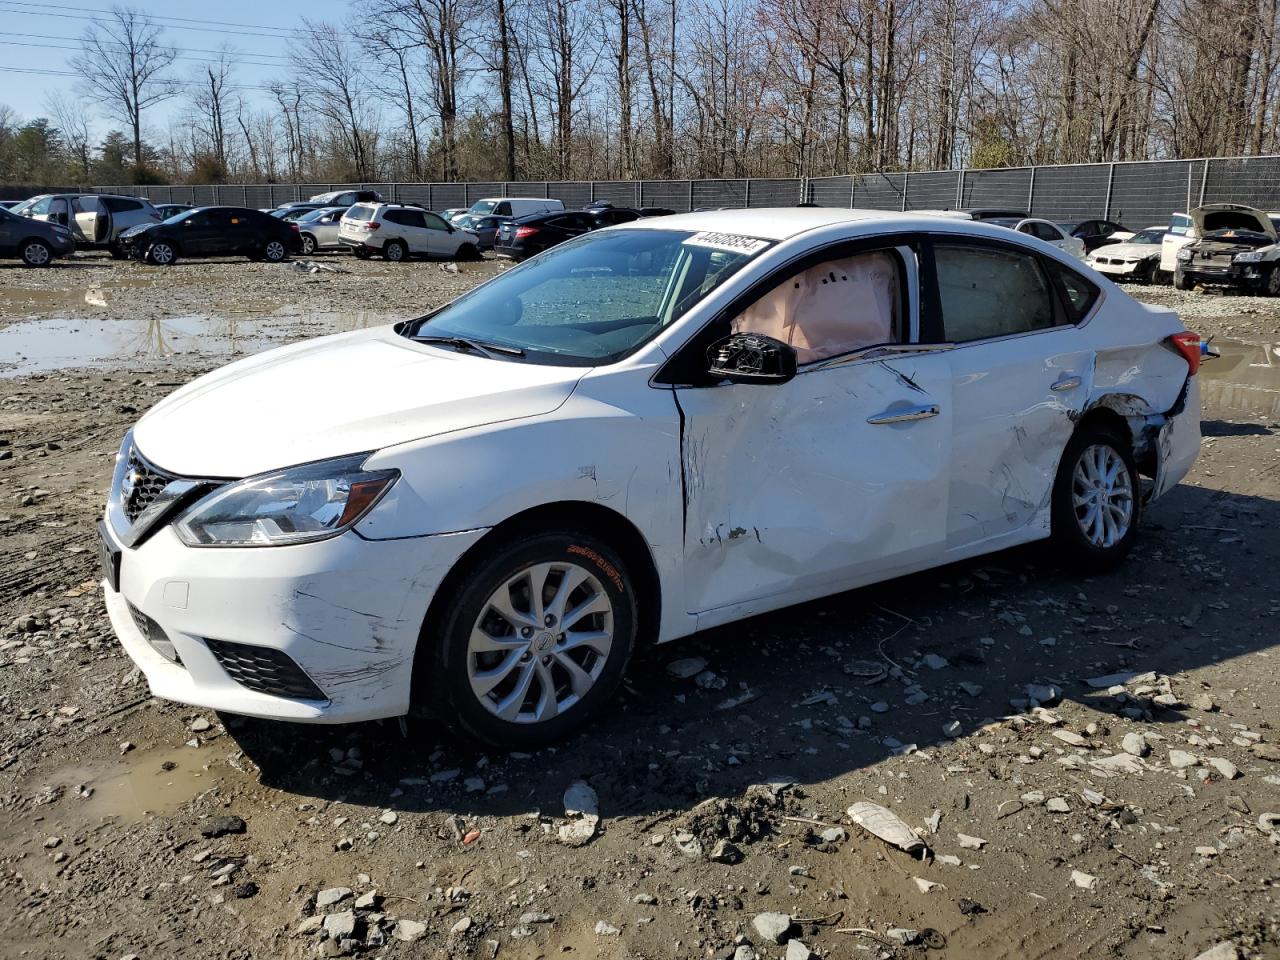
120,221 -> 160,240
1093,240 -> 1159,259
133,326 -> 587,477
1189,203 -> 1277,240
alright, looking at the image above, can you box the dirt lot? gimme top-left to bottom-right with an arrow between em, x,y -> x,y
1,252 -> 1279,960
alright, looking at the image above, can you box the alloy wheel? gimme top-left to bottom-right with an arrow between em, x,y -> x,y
265,241 -> 286,261
301,235 -> 316,255
23,242 -> 50,266
150,243 -> 174,265
466,562 -> 614,724
1071,443 -> 1134,548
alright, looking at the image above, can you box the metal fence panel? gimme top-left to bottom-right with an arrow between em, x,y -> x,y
503,181 -> 548,199
591,181 -> 640,206
1107,161 -> 1194,227
464,182 -> 504,204
396,183 -> 433,206
853,173 -> 906,209
904,170 -> 959,210
962,168 -> 1034,211
1029,164 -> 1112,220
807,176 -> 852,207
692,179 -> 748,208
431,183 -> 467,209
546,181 -> 591,208
1202,156 -> 1280,210
747,178 -> 802,206
639,180 -> 691,210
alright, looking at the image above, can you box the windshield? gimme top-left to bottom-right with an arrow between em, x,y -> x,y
406,228 -> 770,365
1129,228 -> 1165,244
469,200 -> 498,215
9,197 -> 39,214
298,208 -> 336,222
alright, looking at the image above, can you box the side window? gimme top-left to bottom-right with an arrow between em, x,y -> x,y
730,249 -> 903,364
495,202 -> 511,216
422,212 -> 449,230
1029,222 -> 1061,242
1168,214 -> 1192,236
1043,259 -> 1100,324
383,210 -> 407,226
29,197 -> 53,216
102,197 -> 138,213
934,244 -> 1056,342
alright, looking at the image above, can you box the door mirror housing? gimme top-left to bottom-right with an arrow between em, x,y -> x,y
707,333 -> 798,385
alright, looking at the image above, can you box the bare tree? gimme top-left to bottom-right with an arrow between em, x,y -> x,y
190,47 -> 235,173
291,20 -> 375,179
78,6 -> 178,168
46,91 -> 93,181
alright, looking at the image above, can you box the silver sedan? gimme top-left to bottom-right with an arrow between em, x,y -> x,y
295,206 -> 352,255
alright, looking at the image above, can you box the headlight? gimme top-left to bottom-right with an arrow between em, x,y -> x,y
175,454 -> 398,547
1234,251 -> 1264,263
1177,248 -> 1193,261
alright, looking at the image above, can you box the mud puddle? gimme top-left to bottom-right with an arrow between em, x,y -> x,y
0,309 -> 392,377
1201,337 -> 1280,419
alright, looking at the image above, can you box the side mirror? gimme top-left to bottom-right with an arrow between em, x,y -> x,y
707,333 -> 797,385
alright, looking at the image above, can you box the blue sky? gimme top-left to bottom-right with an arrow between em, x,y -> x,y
1,1 -> 351,131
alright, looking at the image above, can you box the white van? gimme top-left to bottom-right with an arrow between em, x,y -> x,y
467,197 -> 564,218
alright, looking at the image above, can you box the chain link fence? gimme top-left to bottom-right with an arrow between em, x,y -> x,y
59,154 -> 1280,227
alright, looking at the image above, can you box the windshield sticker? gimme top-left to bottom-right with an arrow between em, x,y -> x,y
683,231 -> 770,255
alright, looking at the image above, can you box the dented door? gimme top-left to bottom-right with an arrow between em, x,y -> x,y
674,353 -> 953,616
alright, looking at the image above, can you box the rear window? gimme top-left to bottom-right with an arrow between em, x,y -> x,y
346,205 -> 375,221
102,197 -> 142,213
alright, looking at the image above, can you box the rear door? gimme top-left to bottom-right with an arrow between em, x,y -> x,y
385,209 -> 429,253
72,196 -> 104,242
927,239 -> 1096,550
421,211 -> 457,255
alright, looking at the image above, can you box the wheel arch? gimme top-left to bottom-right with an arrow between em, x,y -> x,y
411,499 -> 663,703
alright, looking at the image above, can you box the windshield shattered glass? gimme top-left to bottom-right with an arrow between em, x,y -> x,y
404,228 -> 770,365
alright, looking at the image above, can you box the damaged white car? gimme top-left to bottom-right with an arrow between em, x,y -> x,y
1173,202 -> 1280,294
99,209 -> 1204,747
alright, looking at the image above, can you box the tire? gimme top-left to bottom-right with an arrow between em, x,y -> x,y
262,239 -> 288,263
108,241 -> 129,260
145,241 -> 178,266
20,239 -> 53,267
300,234 -> 317,256
420,530 -> 638,749
457,243 -> 481,261
1137,260 -> 1157,284
1264,265 -> 1280,297
1050,423 -> 1141,571
384,240 -> 407,262
1174,269 -> 1194,291
353,246 -> 371,260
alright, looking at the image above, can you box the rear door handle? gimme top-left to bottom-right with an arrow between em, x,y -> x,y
1051,375 -> 1082,392
867,403 -> 940,425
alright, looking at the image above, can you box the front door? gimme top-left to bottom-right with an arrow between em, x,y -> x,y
674,243 -> 953,618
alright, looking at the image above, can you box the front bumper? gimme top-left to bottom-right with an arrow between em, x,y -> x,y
1178,262 -> 1240,286
101,520 -> 486,723
1088,258 -> 1147,277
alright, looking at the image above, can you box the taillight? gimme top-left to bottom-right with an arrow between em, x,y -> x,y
1168,332 -> 1202,376
365,221 -> 380,230
290,223 -> 299,231
515,225 -> 539,240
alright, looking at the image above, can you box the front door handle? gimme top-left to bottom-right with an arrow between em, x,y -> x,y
867,403 -> 940,425
1051,375 -> 1082,392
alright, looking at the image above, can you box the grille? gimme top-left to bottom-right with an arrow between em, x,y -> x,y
204,638 -> 328,702
122,449 -> 177,523
127,603 -> 181,663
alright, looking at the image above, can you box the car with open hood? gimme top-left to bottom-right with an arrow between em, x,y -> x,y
99,208 -> 1204,749
1173,203 -> 1280,294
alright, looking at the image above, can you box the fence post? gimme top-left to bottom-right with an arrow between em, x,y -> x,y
242,185 -> 248,207
901,173 -> 908,212
1199,159 -> 1211,206
745,178 -> 751,208
850,176 -> 856,209
1103,163 -> 1115,220
955,169 -> 964,209
1027,167 -> 1036,214
688,180 -> 694,212
590,181 -> 596,203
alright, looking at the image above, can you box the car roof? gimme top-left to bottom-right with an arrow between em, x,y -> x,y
612,207 -> 923,240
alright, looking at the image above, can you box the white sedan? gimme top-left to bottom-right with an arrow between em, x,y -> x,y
99,209 -> 1203,748
1086,226 -> 1166,282
1008,218 -> 1088,259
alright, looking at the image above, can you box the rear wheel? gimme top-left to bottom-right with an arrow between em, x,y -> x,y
353,246 -> 371,259
146,241 -> 177,266
300,234 -> 317,256
20,239 -> 53,267
1050,424 -> 1141,571
262,239 -> 288,263
384,240 -> 407,262
420,530 -> 637,748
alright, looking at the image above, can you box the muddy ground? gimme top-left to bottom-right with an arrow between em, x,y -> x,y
1,251 -> 1279,960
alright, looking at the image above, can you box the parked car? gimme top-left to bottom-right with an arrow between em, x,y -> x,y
638,207 -> 676,217
453,214 -> 507,251
338,202 -> 481,261
309,189 -> 383,206
118,206 -> 302,266
440,208 -> 470,224
0,200 -> 20,210
1172,203 -> 1280,294
493,211 -> 595,260
1085,226 -> 1166,282
1160,211 -> 1197,274
98,209 -> 1203,748
0,204 -> 75,266
1059,219 -> 1132,252
271,202 -> 330,220
468,197 -> 565,219
13,193 -> 161,256
155,203 -> 194,220
587,206 -> 643,228
988,217 -> 1087,259
295,206 -> 352,255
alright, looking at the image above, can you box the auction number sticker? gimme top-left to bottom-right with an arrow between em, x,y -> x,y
683,231 -> 770,255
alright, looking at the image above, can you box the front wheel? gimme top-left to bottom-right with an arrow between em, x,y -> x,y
146,241 -> 177,266
456,243 -> 481,261
20,239 -> 53,267
1050,424 -> 1141,571
1174,268 -> 1194,291
300,234 -> 317,256
421,531 -> 637,748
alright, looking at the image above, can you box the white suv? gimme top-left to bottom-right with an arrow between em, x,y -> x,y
339,203 -> 480,262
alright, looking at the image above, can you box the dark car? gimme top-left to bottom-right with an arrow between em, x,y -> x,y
638,207 -> 676,217
0,200 -> 20,210
587,206 -> 642,228
118,206 -> 302,266
961,207 -> 1030,221
494,211 -> 595,261
1058,219 -> 1130,252
0,204 -> 75,266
